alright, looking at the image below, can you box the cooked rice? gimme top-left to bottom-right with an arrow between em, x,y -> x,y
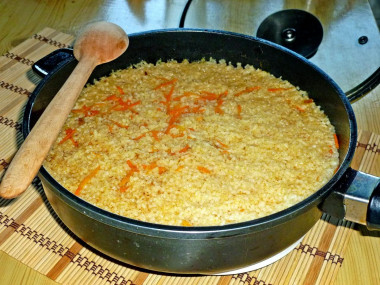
44,59 -> 339,226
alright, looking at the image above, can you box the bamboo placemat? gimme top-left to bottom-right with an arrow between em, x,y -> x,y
0,28 -> 379,285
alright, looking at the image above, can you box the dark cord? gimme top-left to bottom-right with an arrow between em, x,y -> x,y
179,0 -> 193,28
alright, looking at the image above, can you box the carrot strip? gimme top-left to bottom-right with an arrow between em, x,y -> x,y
295,105 -> 305,112
267,87 -> 292,92
173,91 -> 197,101
197,166 -> 211,174
168,104 -> 190,116
119,160 -> 139,192
215,139 -> 228,149
59,128 -> 78,147
75,166 -> 101,196
215,91 -> 228,114
112,99 -> 141,112
237,104 -> 242,119
110,120 -> 129,129
154,78 -> 178,90
179,144 -> 190,153
133,133 -> 146,140
234,86 -> 261,97
334,134 -> 339,149
165,105 -> 204,134
215,99 -> 224,114
143,161 -> 158,171
104,94 -> 141,113
105,94 -> 120,101
142,162 -> 167,174
150,130 -> 161,141
72,105 -> 100,117
303,99 -> 314,103
170,132 -> 185,138
199,91 -> 219,101
116,85 -> 125,95
126,160 -> 139,172
158,166 -> 167,174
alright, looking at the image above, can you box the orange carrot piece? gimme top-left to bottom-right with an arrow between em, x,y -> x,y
158,166 -> 167,174
142,162 -> 167,174
112,99 -> 141,112
59,128 -> 75,144
116,86 -> 125,95
170,132 -> 185,138
72,105 -> 100,117
179,144 -> 190,153
158,83 -> 176,113
133,133 -> 146,140
199,91 -> 219,101
59,128 -> 78,147
197,166 -> 211,174
215,139 -> 228,149
215,91 -> 228,114
110,120 -> 129,129
237,104 -> 242,119
334,134 -> 339,149
154,78 -> 178,90
105,94 -> 120,101
234,86 -> 261,97
168,104 -> 190,116
303,99 -> 314,103
267,87 -> 292,92
119,160 -> 139,192
215,99 -> 224,114
173,92 -> 197,101
126,160 -> 139,172
143,161 -> 158,171
150,130 -> 161,141
75,166 -> 101,196
295,105 -> 305,112
119,184 -> 129,193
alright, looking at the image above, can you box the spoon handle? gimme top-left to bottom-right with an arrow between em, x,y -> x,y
0,56 -> 97,199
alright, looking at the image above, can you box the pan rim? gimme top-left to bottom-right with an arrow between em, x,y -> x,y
24,28 -> 357,238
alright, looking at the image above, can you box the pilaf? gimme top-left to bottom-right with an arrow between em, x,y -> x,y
44,59 -> 339,226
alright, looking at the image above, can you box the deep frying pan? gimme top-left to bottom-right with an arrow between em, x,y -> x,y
24,29 -> 380,274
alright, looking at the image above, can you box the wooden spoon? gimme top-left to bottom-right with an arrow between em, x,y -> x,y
0,21 -> 129,199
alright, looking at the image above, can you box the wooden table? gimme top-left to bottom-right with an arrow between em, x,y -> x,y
0,1 -> 379,284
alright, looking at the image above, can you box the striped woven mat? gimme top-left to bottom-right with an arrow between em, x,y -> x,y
0,28 -> 379,285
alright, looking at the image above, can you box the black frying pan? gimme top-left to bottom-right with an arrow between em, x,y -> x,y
24,29 -> 380,274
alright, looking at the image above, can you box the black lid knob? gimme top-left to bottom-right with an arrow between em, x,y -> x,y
257,9 -> 323,59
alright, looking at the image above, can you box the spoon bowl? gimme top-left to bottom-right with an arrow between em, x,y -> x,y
74,21 -> 129,64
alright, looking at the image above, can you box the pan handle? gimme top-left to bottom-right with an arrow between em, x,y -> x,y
32,48 -> 75,77
320,168 -> 380,230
